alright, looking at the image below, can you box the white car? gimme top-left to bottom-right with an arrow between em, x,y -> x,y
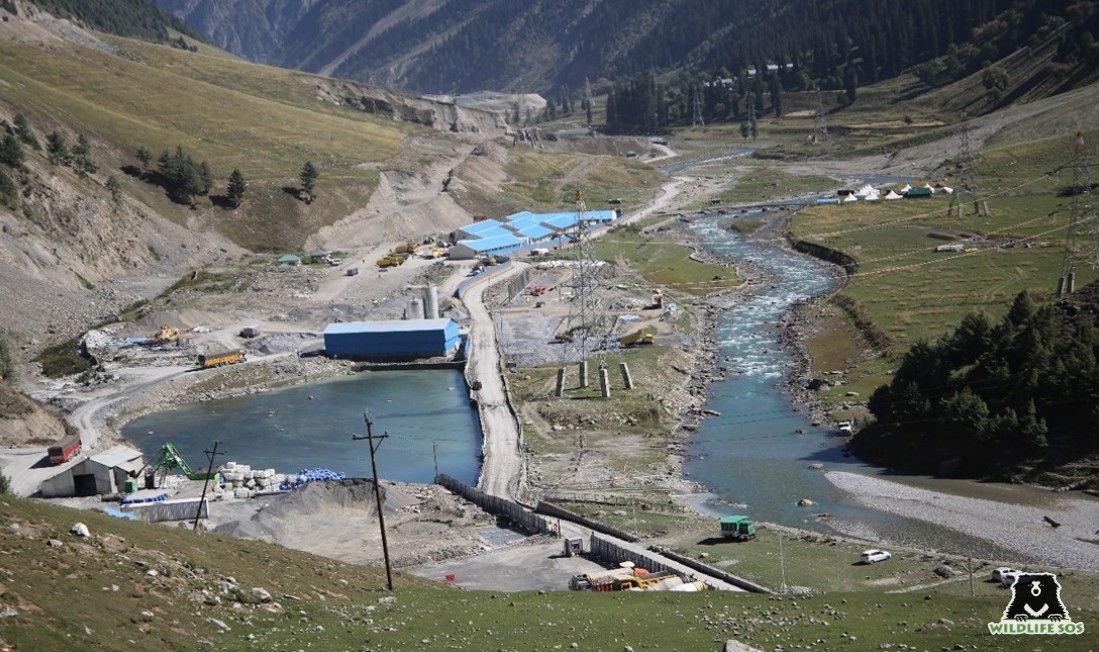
1000,570 -> 1023,588
837,421 -> 854,435
991,567 -> 1019,583
859,549 -> 892,564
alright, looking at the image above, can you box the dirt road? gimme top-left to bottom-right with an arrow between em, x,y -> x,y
459,263 -> 528,498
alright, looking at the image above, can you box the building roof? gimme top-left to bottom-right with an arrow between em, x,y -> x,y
455,234 -> 523,252
515,224 -> 555,240
324,319 -> 456,335
541,213 -> 579,230
277,254 -> 301,263
504,211 -> 539,230
90,445 -> 143,468
457,219 -> 508,237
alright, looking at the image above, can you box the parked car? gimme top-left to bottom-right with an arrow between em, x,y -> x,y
990,567 -> 1019,583
837,420 -> 854,435
1000,570 -> 1022,588
859,549 -> 892,564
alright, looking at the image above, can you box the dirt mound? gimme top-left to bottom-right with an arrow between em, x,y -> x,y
210,480 -> 496,567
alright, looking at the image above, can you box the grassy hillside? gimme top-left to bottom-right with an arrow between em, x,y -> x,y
0,34 -> 407,250
3,495 -> 1097,651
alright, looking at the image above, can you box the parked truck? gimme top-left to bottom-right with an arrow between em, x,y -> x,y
568,566 -> 680,592
48,434 -> 81,465
719,515 -> 756,541
197,349 -> 245,369
619,328 -> 655,347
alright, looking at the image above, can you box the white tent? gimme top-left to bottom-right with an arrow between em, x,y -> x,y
854,184 -> 877,198
922,183 -> 936,193
901,183 -> 913,193
843,193 -> 859,203
940,186 -> 954,194
885,190 -> 904,200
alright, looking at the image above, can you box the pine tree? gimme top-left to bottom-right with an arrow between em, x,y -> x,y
300,161 -> 319,202
46,131 -> 69,165
136,146 -> 152,172
0,134 -> 25,167
72,134 -> 97,176
106,175 -> 122,205
226,169 -> 246,208
13,114 -> 39,150
198,161 -> 213,195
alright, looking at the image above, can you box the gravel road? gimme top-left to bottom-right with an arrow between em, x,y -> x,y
461,263 -> 528,498
826,471 -> 1099,570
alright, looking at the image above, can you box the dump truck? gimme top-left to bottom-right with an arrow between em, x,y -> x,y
197,349 -> 245,369
619,328 -> 654,347
529,285 -> 546,296
48,434 -> 81,465
392,242 -> 418,255
719,515 -> 756,541
376,255 -> 407,268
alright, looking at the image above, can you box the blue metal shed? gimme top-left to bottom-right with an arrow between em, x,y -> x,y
323,319 -> 461,361
449,234 -> 524,259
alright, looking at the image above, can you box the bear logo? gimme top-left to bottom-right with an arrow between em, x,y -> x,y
1002,573 -> 1071,622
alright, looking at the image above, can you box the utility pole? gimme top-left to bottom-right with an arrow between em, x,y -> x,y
1057,131 -> 1098,296
353,409 -> 394,591
193,441 -> 224,531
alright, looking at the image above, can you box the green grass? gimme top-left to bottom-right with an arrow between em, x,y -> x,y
593,223 -> 742,296
4,495 -> 1097,651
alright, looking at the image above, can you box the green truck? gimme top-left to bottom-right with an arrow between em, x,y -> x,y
719,515 -> 756,541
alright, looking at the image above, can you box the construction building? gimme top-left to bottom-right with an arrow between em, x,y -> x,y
39,445 -> 145,498
323,319 -> 461,361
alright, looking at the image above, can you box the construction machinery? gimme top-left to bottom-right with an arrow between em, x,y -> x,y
619,327 -> 655,347
152,325 -> 183,343
138,442 -> 220,485
529,285 -> 546,297
376,255 -> 407,268
392,242 -> 419,255
719,515 -> 756,541
569,566 -> 683,591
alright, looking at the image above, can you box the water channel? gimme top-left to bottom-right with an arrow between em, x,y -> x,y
122,370 -> 482,485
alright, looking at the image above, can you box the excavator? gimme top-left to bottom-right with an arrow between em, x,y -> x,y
132,442 -> 220,488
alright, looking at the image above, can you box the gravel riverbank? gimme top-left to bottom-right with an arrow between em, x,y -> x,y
826,471 -> 1099,569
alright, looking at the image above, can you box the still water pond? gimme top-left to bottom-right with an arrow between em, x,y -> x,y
122,370 -> 482,484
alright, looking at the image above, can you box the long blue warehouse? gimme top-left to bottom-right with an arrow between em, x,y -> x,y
323,319 -> 461,361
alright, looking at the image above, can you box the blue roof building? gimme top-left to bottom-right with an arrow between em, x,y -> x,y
323,319 -> 461,361
449,233 -> 524,259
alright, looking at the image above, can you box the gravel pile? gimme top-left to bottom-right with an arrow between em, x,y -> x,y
826,471 -> 1099,570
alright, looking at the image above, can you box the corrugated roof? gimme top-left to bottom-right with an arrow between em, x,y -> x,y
91,445 -> 142,468
541,214 -> 579,230
457,219 -> 507,236
505,212 -> 541,230
516,224 -> 554,239
455,234 -> 523,252
324,319 -> 456,335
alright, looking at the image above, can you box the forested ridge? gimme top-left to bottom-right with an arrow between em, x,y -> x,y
153,0 -> 1099,107
18,0 -> 199,43
852,288 -> 1099,479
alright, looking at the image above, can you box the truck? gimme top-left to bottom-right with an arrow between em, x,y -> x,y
48,434 -> 81,465
569,566 -> 681,591
197,349 -> 245,369
239,325 -> 261,338
376,255 -> 407,268
529,285 -> 546,297
619,328 -> 655,347
719,515 -> 756,541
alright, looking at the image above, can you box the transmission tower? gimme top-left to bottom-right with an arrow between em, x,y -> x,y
948,112 -> 990,217
814,88 -> 829,142
554,190 -> 630,398
692,86 -> 705,127
1057,132 -> 1099,297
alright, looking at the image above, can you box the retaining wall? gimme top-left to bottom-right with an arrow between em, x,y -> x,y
587,535 -> 676,575
535,500 -> 639,543
436,474 -> 552,536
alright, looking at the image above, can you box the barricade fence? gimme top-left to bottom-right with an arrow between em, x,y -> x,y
436,474 -> 552,536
